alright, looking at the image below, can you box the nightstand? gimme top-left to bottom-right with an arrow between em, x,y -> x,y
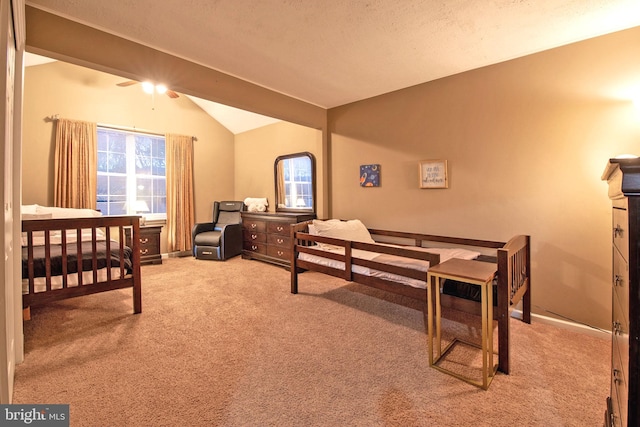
125,225 -> 163,266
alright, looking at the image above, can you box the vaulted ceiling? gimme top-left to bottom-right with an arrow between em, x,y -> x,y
24,0 -> 640,129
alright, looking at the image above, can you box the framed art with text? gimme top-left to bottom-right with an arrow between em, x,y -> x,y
419,160 -> 448,189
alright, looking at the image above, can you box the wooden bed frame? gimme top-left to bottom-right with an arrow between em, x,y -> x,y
22,215 -> 142,318
290,221 -> 531,375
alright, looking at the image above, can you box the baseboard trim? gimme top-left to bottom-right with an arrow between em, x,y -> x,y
164,251 -> 191,259
511,309 -> 609,339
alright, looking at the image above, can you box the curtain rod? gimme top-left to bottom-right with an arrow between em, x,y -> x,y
97,122 -> 164,138
47,114 -> 197,140
98,122 -> 198,141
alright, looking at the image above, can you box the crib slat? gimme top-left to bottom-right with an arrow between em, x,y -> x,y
76,228 -> 83,287
44,230 -> 51,292
27,231 -> 35,295
92,227 -> 98,285
118,226 -> 126,278
61,228 -> 68,289
105,226 -> 112,282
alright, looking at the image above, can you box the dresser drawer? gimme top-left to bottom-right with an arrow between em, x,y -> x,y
268,233 -> 290,248
609,378 -> 624,427
243,220 -> 266,233
612,207 -> 628,261
267,245 -> 291,260
267,221 -> 290,236
243,229 -> 266,244
613,249 -> 629,326
611,365 -> 628,427
613,290 -> 629,379
139,234 -> 159,253
243,240 -> 266,254
612,332 -> 628,407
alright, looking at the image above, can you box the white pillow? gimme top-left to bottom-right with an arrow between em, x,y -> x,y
21,212 -> 53,246
21,204 -> 39,215
312,219 -> 375,247
307,224 -> 317,235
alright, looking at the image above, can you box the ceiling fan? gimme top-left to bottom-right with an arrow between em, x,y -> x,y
116,80 -> 180,98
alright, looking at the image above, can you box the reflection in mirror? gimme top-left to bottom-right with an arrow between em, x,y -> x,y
275,152 -> 316,213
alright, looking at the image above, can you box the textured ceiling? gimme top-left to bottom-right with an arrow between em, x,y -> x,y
25,0 -> 640,109
27,0 -> 640,108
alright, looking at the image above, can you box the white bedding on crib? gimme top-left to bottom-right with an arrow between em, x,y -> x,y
22,267 -> 127,295
21,229 -> 107,247
298,245 -> 481,289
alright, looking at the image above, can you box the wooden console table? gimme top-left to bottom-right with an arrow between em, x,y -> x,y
427,258 -> 498,390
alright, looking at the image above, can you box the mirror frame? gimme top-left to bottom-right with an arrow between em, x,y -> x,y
274,151 -> 316,213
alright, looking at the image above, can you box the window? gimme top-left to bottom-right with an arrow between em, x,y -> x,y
282,156 -> 313,208
97,127 -> 166,220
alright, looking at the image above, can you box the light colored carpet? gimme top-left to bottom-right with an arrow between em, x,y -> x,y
14,257 -> 609,426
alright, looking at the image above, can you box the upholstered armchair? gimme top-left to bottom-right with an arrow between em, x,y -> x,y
192,201 -> 244,260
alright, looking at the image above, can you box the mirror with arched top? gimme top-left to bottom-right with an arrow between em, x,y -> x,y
274,152 -> 316,213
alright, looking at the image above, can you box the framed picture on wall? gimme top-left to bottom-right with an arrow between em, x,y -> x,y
419,160 -> 448,189
360,164 -> 381,187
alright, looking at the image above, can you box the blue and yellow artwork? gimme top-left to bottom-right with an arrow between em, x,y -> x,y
360,164 -> 381,187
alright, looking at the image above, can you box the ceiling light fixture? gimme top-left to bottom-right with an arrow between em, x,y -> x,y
141,81 -> 154,94
141,81 -> 168,95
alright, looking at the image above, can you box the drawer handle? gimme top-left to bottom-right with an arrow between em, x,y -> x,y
251,223 -> 257,229
277,226 -> 284,232
613,225 -> 624,238
613,368 -> 622,384
613,321 -> 623,336
140,249 -> 149,255
614,275 -> 623,287
140,238 -> 149,244
251,234 -> 258,240
277,238 -> 284,244
251,245 -> 258,250
277,250 -> 284,256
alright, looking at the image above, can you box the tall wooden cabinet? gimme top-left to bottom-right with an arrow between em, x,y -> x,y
241,211 -> 315,269
602,158 -> 640,427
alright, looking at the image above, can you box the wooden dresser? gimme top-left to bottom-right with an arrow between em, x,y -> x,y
602,158 -> 640,427
125,225 -> 163,266
241,212 -> 315,269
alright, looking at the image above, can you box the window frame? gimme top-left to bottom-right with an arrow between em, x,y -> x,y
96,126 -> 167,221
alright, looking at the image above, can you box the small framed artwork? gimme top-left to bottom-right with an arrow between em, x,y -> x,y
419,160 -> 448,189
360,164 -> 381,187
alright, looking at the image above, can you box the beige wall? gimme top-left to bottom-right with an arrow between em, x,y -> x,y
328,26 -> 640,330
234,122 -> 323,213
23,61 -> 236,252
